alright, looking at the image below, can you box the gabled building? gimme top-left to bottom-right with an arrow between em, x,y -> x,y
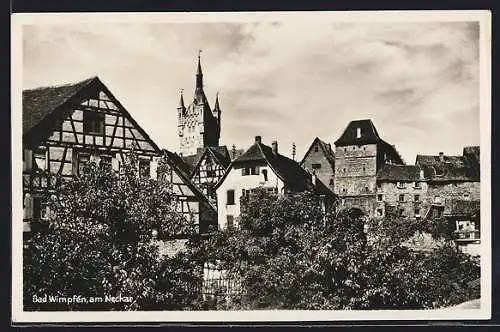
333,119 -> 404,217
185,146 -> 231,205
214,136 -> 337,230
22,76 -> 215,236
375,164 -> 426,219
300,137 -> 335,191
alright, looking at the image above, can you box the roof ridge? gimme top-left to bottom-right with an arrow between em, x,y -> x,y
23,76 -> 98,92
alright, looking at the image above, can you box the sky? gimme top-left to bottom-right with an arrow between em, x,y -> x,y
22,18 -> 480,163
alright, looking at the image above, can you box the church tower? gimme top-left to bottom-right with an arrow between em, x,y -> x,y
177,52 -> 221,156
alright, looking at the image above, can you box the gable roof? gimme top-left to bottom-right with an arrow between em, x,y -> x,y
334,119 -> 381,147
376,164 -> 421,181
300,137 -> 335,168
22,76 -> 161,152
181,146 -> 232,178
215,140 -> 336,198
23,77 -> 96,135
416,148 -> 480,182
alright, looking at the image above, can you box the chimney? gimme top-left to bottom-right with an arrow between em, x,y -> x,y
272,141 -> 278,155
255,136 -> 262,144
439,152 -> 444,162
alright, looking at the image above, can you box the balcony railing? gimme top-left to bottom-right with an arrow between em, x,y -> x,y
453,230 -> 480,242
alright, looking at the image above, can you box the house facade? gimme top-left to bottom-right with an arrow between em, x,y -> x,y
300,137 -> 335,191
22,76 -> 215,237
215,136 -> 337,230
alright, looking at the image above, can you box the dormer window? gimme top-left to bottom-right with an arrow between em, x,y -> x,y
356,127 -> 361,138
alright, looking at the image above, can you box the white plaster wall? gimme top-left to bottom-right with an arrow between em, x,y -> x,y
216,164 -> 284,230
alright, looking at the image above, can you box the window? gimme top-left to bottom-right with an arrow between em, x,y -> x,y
414,194 -> 420,202
343,168 -> 346,173
138,158 -> 150,178
353,147 -> 355,150
344,148 -> 347,153
226,215 -> 234,230
314,146 -> 319,152
77,153 -> 90,175
463,193 -> 470,200
226,190 -> 235,205
242,166 -> 259,176
33,148 -> 47,170
83,111 -> 104,134
414,208 -> 421,217
342,188 -> 347,194
376,208 -> 383,217
377,182 -> 382,189
364,186 -> 369,192
362,164 -> 366,172
414,181 -> 421,189
356,127 -> 361,138
399,194 -> 405,202
397,181 -> 406,189
363,146 -> 366,151
312,163 -> 321,170
377,194 -> 383,202
329,178 -> 334,186
206,169 -> 216,177
262,169 -> 268,182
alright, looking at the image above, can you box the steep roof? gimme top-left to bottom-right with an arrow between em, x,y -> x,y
416,148 -> 480,182
181,146 -> 231,177
22,76 -> 161,152
376,164 -> 421,181
23,77 -> 97,135
300,137 -> 335,168
216,140 -> 336,198
164,150 -> 194,178
334,119 -> 381,147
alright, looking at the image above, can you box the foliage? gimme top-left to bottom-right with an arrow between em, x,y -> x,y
196,188 -> 481,310
23,152 -> 202,311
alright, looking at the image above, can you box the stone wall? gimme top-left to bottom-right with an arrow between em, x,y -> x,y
301,141 -> 334,190
334,143 -> 378,216
376,181 -> 428,218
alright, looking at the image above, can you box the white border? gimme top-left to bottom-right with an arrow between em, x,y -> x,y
11,10 -> 492,323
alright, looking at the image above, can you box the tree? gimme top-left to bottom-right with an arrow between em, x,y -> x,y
23,152 -> 202,311
197,188 -> 481,310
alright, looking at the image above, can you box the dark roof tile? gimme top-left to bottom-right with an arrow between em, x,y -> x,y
334,119 -> 381,147
23,77 -> 97,135
377,164 -> 421,181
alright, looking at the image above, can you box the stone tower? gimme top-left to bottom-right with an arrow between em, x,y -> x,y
333,119 -> 404,217
177,53 -> 221,156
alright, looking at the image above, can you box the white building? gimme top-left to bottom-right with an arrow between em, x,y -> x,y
214,136 -> 337,230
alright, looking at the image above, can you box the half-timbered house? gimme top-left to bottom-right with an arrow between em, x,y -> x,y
22,76 -> 216,236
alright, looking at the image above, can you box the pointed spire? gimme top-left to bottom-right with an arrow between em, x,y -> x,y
178,88 -> 185,109
196,49 -> 203,89
214,92 -> 221,111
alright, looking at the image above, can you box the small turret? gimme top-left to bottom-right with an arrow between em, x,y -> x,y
177,89 -> 185,137
213,92 -> 221,132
